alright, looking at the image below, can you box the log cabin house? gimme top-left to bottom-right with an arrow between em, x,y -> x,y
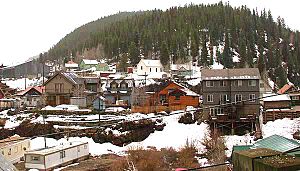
131,81 -> 199,113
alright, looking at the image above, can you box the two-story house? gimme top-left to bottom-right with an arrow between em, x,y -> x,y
201,68 -> 261,120
43,72 -> 85,106
104,78 -> 135,107
136,59 -> 164,78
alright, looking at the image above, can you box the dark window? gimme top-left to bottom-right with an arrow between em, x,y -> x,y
206,81 -> 214,87
248,80 -> 256,86
220,80 -> 227,87
235,94 -> 242,102
207,94 -> 213,102
249,94 -> 255,102
175,95 -> 180,100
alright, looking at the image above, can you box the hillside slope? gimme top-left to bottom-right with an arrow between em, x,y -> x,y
45,2 -> 300,87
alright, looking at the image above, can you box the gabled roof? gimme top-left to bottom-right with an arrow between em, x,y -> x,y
140,59 -> 162,67
277,83 -> 295,94
251,134 -> 300,153
81,59 -> 99,65
44,72 -> 83,86
16,86 -> 44,96
201,68 -> 261,80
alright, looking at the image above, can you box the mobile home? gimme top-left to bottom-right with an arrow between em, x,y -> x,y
25,141 -> 89,170
0,135 -> 30,164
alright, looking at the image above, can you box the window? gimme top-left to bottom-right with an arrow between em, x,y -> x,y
31,156 -> 40,161
84,144 -> 88,149
220,80 -> 227,87
77,146 -> 80,152
1,151 -> 4,155
249,94 -> 255,102
248,80 -> 256,86
238,80 -> 242,86
292,96 -> 299,100
60,151 -> 66,158
175,95 -> 180,100
8,148 -> 11,155
140,66 -> 143,70
207,94 -> 213,102
235,94 -> 242,102
150,68 -> 152,72
111,83 -> 117,89
156,68 -> 158,72
121,83 -> 127,89
220,94 -> 228,103
206,81 -> 214,87
55,83 -> 64,93
260,83 -> 264,88
160,95 -> 166,103
210,108 -> 214,116
214,108 -> 224,115
160,68 -> 162,72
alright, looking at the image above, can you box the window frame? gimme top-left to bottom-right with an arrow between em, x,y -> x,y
248,80 -> 256,87
235,94 -> 242,102
206,81 -> 214,87
207,94 -> 213,102
249,94 -> 255,102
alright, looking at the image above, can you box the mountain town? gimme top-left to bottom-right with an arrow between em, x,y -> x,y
1,1 -> 300,171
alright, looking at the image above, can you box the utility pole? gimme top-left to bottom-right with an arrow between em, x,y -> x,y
42,113 -> 47,148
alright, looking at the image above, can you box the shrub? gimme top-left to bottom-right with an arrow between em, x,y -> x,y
178,112 -> 195,124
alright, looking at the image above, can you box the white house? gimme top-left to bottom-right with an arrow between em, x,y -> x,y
136,59 -> 164,78
25,141 -> 89,170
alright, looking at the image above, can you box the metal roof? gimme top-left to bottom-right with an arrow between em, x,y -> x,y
251,134 -> 300,153
201,68 -> 261,80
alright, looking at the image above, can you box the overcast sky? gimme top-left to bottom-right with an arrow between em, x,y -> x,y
0,0 -> 299,66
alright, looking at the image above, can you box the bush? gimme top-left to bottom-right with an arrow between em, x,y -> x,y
178,112 -> 196,124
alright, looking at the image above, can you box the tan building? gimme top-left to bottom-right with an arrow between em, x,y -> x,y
44,72 -> 85,106
0,135 -> 30,164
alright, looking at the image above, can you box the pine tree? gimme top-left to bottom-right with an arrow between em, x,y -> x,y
128,42 -> 139,65
160,41 -> 169,66
222,32 -> 233,68
200,34 -> 208,66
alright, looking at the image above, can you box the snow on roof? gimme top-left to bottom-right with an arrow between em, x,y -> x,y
82,59 -> 99,65
180,88 -> 200,96
171,63 -> 191,71
147,72 -> 169,79
263,93 -> 291,102
210,62 -> 224,69
65,61 -> 79,68
26,141 -> 87,155
202,68 -> 260,80
140,59 -> 162,67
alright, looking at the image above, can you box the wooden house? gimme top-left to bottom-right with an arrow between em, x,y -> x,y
25,141 -> 89,170
0,135 -> 30,164
16,86 -> 45,108
131,81 -> 199,113
43,72 -> 85,106
171,63 -> 192,77
104,78 -> 135,107
201,68 -> 260,134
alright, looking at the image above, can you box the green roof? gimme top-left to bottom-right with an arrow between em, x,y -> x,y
252,134 -> 300,153
233,145 -> 252,152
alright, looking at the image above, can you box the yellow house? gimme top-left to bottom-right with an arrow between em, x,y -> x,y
0,135 -> 30,164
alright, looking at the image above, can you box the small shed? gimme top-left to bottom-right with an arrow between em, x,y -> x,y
233,148 -> 281,171
25,141 -> 89,170
263,93 -> 291,109
93,96 -> 105,111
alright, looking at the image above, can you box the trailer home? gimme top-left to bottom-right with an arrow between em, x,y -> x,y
25,141 -> 89,170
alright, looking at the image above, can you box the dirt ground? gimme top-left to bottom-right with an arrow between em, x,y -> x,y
15,154 -> 121,171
